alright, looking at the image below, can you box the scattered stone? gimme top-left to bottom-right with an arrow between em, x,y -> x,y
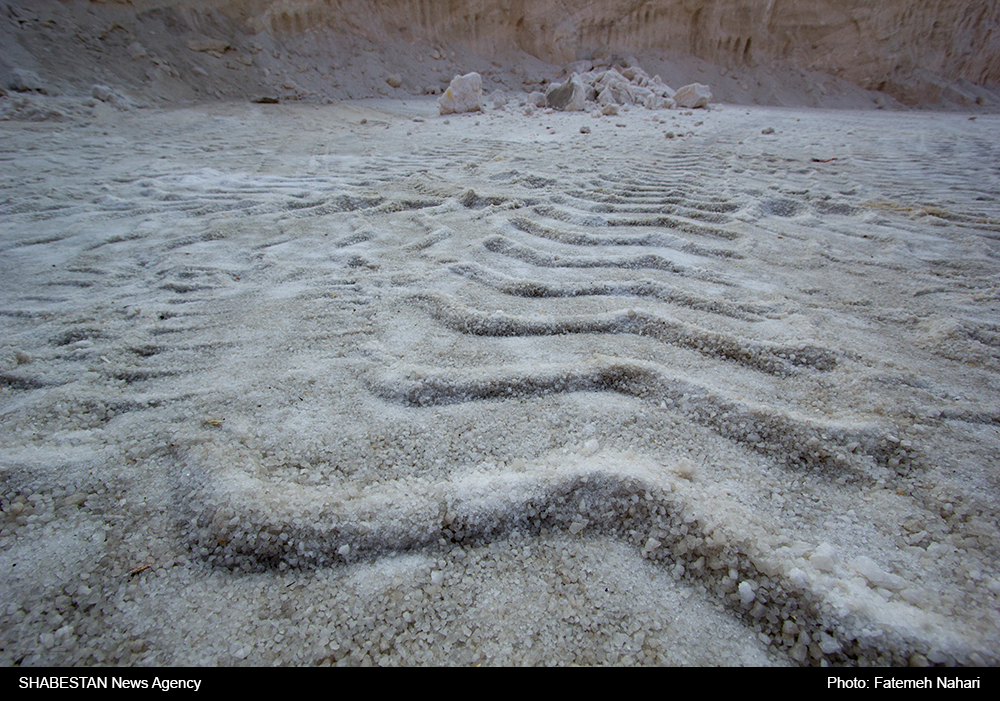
600,103 -> 619,116
386,74 -> 402,88
674,83 -> 713,109
665,131 -> 675,139
128,42 -> 148,60
438,72 -> 483,115
579,126 -> 590,134
91,85 -> 134,110
0,96 -> 67,122
761,127 -> 775,134
645,95 -> 675,109
527,91 -> 546,108
545,76 -> 586,111
10,68 -> 44,93
253,96 -> 279,104
488,89 -> 507,109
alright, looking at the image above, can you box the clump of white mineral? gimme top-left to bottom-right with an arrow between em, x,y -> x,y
438,73 -> 482,115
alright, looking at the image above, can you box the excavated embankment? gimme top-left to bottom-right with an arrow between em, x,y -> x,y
2,1 -> 999,108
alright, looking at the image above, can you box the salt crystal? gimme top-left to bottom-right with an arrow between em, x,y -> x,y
853,556 -> 905,591
818,633 -> 842,654
810,542 -> 838,572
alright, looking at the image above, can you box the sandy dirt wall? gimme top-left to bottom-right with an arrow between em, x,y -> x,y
123,1 -> 1000,84
4,1 -> 999,105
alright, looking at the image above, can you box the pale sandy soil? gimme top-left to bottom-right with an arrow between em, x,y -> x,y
1,97 -> 999,666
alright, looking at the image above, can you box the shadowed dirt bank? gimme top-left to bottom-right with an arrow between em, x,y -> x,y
2,1 -> 999,110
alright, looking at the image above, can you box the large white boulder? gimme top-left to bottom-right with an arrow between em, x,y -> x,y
438,72 -> 483,114
674,83 -> 712,108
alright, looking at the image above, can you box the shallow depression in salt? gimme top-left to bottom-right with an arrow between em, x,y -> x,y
1,99 -> 999,666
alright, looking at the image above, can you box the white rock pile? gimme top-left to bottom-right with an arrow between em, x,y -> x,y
541,60 -> 712,113
440,59 -> 712,117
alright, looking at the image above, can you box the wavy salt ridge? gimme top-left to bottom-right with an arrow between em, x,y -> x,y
447,262 -> 769,319
534,202 -> 739,234
483,234 -> 735,285
413,292 -> 835,374
508,216 -> 742,259
178,445 -> 978,665
367,356 -> 908,472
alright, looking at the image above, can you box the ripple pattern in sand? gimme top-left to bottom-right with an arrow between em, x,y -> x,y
2,104 -> 998,667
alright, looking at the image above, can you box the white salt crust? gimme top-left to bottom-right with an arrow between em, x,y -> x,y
1,96 -> 999,667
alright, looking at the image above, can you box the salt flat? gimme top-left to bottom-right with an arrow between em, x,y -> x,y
1,98 -> 999,666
